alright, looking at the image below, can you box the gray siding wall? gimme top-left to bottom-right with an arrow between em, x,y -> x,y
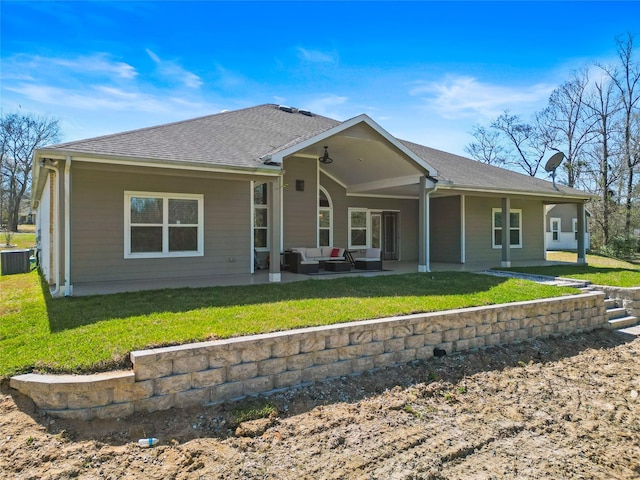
546,204 -> 579,232
283,157 -> 318,248
71,163 -> 252,284
464,196 -> 545,263
320,173 -> 419,261
430,196 -> 461,263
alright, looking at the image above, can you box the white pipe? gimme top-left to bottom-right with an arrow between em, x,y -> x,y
41,161 -> 61,297
64,156 -> 72,296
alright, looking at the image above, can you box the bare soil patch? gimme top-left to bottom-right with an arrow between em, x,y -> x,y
2,329 -> 639,479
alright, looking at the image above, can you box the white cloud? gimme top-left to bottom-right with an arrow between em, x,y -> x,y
54,55 -> 138,79
302,95 -> 349,118
1,53 -> 138,81
409,75 -> 554,121
297,47 -> 336,63
145,49 -> 203,89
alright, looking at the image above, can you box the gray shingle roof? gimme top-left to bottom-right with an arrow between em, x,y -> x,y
41,104 -> 590,198
44,104 -> 339,168
401,140 -> 590,198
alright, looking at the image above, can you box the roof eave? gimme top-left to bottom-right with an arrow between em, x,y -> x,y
436,183 -> 594,201
34,148 -> 283,176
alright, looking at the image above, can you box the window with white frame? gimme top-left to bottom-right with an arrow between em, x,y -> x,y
551,217 -> 560,241
349,208 -> 369,248
492,208 -> 522,248
125,192 -> 203,258
318,187 -> 333,247
253,183 -> 269,250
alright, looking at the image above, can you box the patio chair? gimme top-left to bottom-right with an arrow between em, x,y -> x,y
354,248 -> 382,270
254,249 -> 268,270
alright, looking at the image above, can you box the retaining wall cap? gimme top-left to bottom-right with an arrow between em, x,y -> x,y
130,292 -> 600,360
10,371 -> 134,388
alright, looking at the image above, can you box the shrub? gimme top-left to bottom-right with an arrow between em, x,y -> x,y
599,236 -> 639,260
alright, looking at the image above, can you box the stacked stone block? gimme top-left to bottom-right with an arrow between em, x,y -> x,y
596,286 -> 640,318
10,292 -> 607,420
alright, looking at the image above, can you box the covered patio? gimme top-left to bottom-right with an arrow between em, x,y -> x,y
70,258 -> 578,296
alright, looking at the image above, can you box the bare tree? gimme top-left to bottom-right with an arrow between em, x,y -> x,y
536,68 -> 595,188
464,125 -> 506,166
491,111 -> 548,177
583,76 -> 623,246
601,33 -> 640,238
0,112 -> 60,231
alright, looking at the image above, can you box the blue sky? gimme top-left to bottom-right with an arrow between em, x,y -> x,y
1,1 -> 638,156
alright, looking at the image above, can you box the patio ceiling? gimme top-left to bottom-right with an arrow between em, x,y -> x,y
290,122 -> 433,198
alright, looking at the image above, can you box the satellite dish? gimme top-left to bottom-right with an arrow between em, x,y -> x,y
544,151 -> 565,189
545,151 -> 564,172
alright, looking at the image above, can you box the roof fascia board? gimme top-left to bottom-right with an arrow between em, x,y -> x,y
35,150 -> 282,177
436,183 -> 593,201
267,114 -> 439,176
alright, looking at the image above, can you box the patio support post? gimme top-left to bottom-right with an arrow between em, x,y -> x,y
501,197 -> 511,268
418,175 -> 430,272
577,201 -> 587,265
269,177 -> 282,282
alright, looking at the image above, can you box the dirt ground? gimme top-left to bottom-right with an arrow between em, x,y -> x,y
2,328 -> 640,480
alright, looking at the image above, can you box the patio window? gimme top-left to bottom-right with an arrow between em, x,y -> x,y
349,208 -> 369,248
318,187 -> 333,247
492,208 -> 522,248
125,191 -> 203,258
254,183 -> 269,250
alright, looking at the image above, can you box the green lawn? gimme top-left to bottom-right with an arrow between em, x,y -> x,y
502,252 -> 640,288
0,271 -> 579,379
1,231 -> 36,250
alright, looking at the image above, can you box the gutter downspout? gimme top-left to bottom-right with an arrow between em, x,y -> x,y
41,160 -> 61,297
64,156 -> 72,296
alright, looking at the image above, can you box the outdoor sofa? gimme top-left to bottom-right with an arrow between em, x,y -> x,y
289,247 -> 346,273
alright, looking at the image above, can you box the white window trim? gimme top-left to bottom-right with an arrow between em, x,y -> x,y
124,191 -> 204,259
348,207 -> 370,249
492,208 -> 522,249
318,186 -> 333,247
252,182 -> 270,252
551,217 -> 561,242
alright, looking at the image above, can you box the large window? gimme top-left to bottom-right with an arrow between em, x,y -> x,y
125,192 -> 203,258
253,183 -> 269,250
318,187 -> 333,247
492,208 -> 522,248
349,208 -> 369,248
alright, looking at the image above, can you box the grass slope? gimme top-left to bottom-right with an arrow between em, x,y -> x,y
507,252 -> 640,288
0,271 -> 579,378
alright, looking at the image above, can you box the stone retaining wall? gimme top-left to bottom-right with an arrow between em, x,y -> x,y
596,285 -> 640,317
10,292 -> 607,420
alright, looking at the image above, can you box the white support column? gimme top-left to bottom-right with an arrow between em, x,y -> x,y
418,175 -> 430,272
577,201 -> 587,265
269,176 -> 282,282
501,196 -> 511,268
64,156 -> 73,296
